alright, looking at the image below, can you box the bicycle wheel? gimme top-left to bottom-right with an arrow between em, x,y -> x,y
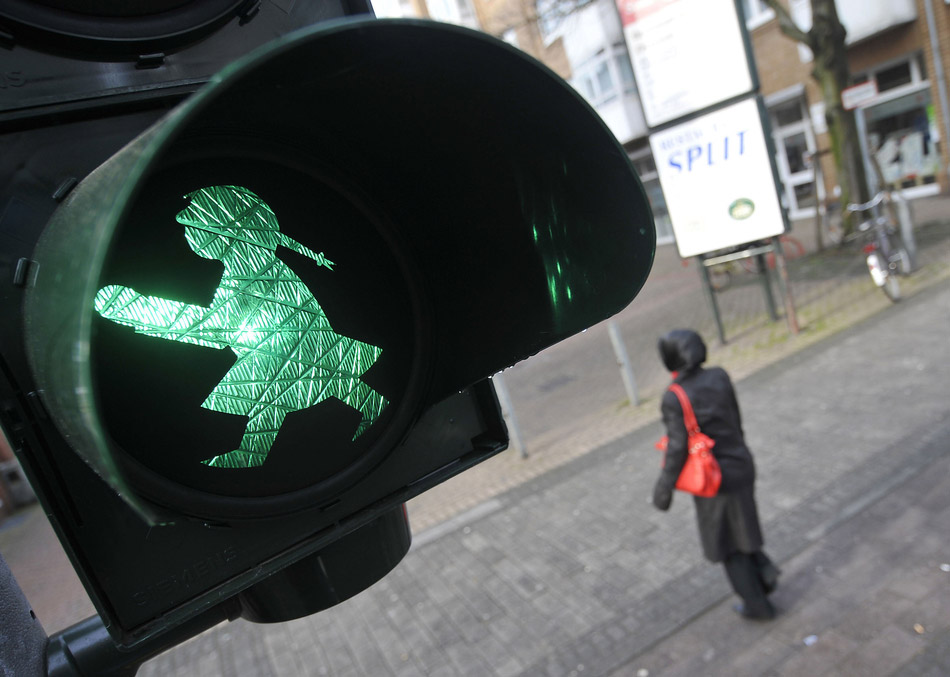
868,253 -> 900,302
780,235 -> 806,261
709,266 -> 731,291
883,272 -> 901,302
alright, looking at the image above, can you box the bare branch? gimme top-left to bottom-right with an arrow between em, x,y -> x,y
760,0 -> 813,48
486,0 -> 594,39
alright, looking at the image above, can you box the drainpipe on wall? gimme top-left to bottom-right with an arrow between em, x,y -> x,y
922,0 -> 950,183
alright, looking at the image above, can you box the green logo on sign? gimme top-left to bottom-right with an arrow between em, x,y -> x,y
94,185 -> 388,469
728,198 -> 755,220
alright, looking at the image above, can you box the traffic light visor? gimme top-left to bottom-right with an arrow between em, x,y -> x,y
24,18 -> 655,521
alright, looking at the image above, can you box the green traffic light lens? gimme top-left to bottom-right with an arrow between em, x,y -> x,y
94,185 -> 389,470
91,152 -> 423,512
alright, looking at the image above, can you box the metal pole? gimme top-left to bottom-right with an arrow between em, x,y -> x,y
855,109 -> 877,196
891,192 -> 918,269
697,255 -> 727,345
772,237 -> 800,335
491,372 -> 527,459
756,252 -> 778,321
1,553 -> 47,677
2,550 -> 237,677
607,321 -> 639,407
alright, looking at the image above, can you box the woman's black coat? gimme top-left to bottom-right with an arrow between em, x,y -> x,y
654,330 -> 763,562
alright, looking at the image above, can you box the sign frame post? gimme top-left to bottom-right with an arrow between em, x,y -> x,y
619,0 -> 799,341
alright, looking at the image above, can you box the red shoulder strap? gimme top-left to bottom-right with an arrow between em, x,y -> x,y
668,383 -> 700,434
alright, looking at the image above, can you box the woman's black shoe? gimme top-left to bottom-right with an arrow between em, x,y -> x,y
733,602 -> 776,620
760,563 -> 781,594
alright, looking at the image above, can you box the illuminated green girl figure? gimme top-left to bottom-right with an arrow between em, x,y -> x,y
95,185 -> 388,469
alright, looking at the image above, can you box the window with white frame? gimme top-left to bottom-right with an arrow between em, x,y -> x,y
501,28 -> 519,48
572,43 -> 637,109
851,54 -> 926,93
768,95 -> 819,217
454,0 -> 478,28
742,0 -> 775,29
629,151 -> 674,245
426,0 -> 479,29
536,0 -> 563,43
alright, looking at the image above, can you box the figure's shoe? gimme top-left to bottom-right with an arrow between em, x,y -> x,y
733,601 -> 776,621
760,562 -> 781,595
202,449 -> 266,468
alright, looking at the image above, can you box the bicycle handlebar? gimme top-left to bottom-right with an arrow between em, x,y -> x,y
847,192 -> 887,213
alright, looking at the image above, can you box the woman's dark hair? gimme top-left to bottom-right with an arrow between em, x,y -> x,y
658,329 -> 707,373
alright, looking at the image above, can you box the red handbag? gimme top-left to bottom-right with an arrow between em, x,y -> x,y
655,383 -> 722,497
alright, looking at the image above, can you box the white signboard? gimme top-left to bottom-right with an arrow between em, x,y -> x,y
650,98 -> 786,258
618,0 -> 754,127
841,80 -> 878,110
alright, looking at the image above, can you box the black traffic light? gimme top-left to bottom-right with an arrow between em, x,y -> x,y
0,10 -> 655,667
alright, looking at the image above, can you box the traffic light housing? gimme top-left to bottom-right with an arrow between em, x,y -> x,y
0,14 -> 655,652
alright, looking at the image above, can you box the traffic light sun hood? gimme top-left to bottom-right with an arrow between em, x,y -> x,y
86,152 -> 424,518
4,17 -> 655,649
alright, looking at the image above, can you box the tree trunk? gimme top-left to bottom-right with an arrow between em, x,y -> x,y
810,0 -> 869,233
763,0 -> 870,236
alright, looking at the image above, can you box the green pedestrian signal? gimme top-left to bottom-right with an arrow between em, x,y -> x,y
94,185 -> 388,469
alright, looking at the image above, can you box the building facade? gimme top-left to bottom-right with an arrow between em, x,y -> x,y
372,0 -> 950,247
748,0 -> 950,226
623,0 -> 950,244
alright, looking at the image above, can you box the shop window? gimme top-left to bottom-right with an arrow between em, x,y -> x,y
866,90 -> 939,188
854,55 -> 937,189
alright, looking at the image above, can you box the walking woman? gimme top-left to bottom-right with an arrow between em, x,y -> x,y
652,329 -> 780,620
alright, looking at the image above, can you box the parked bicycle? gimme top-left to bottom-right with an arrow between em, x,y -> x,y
846,192 -> 911,302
